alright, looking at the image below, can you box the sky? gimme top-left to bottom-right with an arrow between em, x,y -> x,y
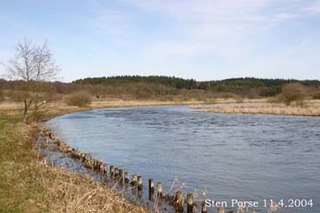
0,0 -> 320,82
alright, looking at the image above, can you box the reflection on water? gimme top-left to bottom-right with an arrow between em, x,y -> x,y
48,105 -> 320,213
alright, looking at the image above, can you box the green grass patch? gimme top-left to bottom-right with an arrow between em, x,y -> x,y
0,114 -> 51,212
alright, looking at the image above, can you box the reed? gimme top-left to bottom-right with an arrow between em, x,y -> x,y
193,101 -> 320,116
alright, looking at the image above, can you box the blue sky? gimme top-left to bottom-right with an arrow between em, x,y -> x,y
0,0 -> 320,82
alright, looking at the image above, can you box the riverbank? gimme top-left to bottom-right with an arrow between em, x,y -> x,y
0,99 -> 209,118
1,97 -> 318,212
0,101 -> 154,212
1,98 -> 219,212
192,100 -> 320,116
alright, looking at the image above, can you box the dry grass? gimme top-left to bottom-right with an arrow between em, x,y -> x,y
0,99 -> 208,120
65,91 -> 92,107
0,110 -> 147,213
193,100 -> 320,116
37,164 -> 146,213
0,97 -> 266,112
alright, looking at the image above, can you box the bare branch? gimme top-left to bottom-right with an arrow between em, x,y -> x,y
4,39 -> 59,82
3,39 -> 60,123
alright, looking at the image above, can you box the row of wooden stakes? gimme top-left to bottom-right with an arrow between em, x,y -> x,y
42,128 -> 233,213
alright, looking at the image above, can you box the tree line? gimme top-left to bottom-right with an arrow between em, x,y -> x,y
73,76 -> 320,97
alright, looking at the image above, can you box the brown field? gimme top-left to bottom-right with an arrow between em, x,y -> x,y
192,100 -> 320,116
0,98 -> 215,119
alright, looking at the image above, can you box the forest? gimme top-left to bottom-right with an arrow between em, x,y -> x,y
1,76 -> 320,103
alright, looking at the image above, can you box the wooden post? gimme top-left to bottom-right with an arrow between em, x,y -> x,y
137,176 -> 143,198
201,201 -> 207,213
92,160 -> 96,170
110,165 -> 114,177
80,153 -> 86,163
174,190 -> 184,212
114,167 -> 119,179
131,174 -> 137,186
93,160 -> 98,170
157,182 -> 163,198
100,163 -> 106,174
137,176 -> 143,191
119,169 -> 123,184
96,161 -> 101,171
124,170 -> 129,184
217,207 -> 225,213
148,179 -> 154,201
187,193 -> 194,213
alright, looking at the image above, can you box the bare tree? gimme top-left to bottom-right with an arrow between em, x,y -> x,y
4,40 -> 60,122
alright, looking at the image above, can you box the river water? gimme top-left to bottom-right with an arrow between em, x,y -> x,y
47,105 -> 320,213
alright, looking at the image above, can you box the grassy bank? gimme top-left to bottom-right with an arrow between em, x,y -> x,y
0,105 -> 146,212
193,100 -> 320,116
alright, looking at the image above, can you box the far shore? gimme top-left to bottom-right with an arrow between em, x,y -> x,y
192,100 -> 320,116
0,98 -> 232,119
2,98 -> 320,118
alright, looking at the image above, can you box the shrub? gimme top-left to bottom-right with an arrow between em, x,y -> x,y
65,91 -> 92,107
312,91 -> 320,99
0,90 -> 4,102
6,90 -> 31,102
279,83 -> 306,105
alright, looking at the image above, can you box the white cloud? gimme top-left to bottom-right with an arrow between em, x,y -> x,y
125,0 -> 319,36
84,0 -> 320,80
87,0 -> 136,42
112,0 -> 320,59
303,0 -> 320,13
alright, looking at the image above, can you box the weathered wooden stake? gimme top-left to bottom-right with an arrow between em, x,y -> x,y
124,170 -> 129,184
148,179 -> 154,193
100,163 -> 106,174
119,169 -> 123,183
201,201 -> 207,213
174,190 -> 184,212
137,176 -> 143,191
157,182 -> 163,198
114,167 -> 119,179
217,207 -> 225,213
115,168 -> 121,182
110,165 -> 114,177
93,160 -> 98,170
187,193 -> 194,213
148,179 -> 154,201
131,174 -> 137,186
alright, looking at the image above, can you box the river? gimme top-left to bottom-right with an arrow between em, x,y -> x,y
47,105 -> 320,213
